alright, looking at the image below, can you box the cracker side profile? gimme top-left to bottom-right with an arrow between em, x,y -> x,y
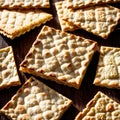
0,9 -> 53,39
0,0 -> 50,9
56,1 -> 120,39
75,91 -> 120,120
1,77 -> 72,120
20,25 -> 97,89
94,46 -> 120,89
0,46 -> 21,90
65,0 -> 120,9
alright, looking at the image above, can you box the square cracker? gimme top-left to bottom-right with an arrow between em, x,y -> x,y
1,77 -> 72,120
0,0 -> 50,9
20,25 -> 97,89
94,46 -> 120,89
0,46 -> 21,90
55,1 -> 120,39
65,0 -> 120,9
75,91 -> 120,120
0,9 -> 53,40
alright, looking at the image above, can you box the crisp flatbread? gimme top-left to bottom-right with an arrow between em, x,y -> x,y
65,0 -> 120,9
0,46 -> 21,90
0,9 -> 53,39
0,0 -> 50,9
20,25 -> 97,89
55,1 -> 120,39
1,77 -> 72,120
75,91 -> 120,120
94,46 -> 120,89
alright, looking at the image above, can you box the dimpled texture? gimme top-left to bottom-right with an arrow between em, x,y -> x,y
20,26 -> 97,89
65,0 -> 120,9
0,9 -> 53,39
1,77 -> 72,120
55,1 -> 120,39
0,46 -> 21,90
55,1 -> 79,31
94,46 -> 120,89
75,91 -> 120,120
0,0 -> 50,9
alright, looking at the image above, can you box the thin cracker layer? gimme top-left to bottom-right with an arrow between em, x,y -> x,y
0,46 -> 21,90
0,9 -> 53,39
75,91 -> 120,120
65,0 -> 120,9
0,0 -> 50,9
55,1 -> 120,39
1,77 -> 72,120
94,46 -> 120,89
20,26 -> 97,89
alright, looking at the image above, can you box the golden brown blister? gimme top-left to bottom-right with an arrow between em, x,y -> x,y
0,9 -> 53,40
20,25 -> 97,89
0,0 -> 50,9
75,91 -> 120,120
55,1 -> 120,39
65,0 -> 120,9
0,46 -> 21,90
94,46 -> 120,89
1,77 -> 72,120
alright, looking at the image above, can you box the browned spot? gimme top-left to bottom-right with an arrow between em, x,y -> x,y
106,103 -> 114,111
38,69 -> 44,73
24,82 -> 29,87
26,53 -> 32,58
68,63 -> 72,67
60,77 -> 66,81
4,102 -> 11,109
34,40 -> 40,45
50,73 -> 56,77
21,60 -> 28,66
88,100 -> 95,107
29,67 -> 34,70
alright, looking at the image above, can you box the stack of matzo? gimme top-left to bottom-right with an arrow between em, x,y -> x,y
20,25 -> 97,89
55,0 -> 120,39
0,0 -> 53,39
0,77 -> 72,120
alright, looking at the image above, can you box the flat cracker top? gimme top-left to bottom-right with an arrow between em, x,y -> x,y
0,9 -> 53,39
55,1 -> 79,31
1,77 -> 72,120
65,0 -> 120,9
75,91 -> 120,120
55,1 -> 120,39
94,46 -> 120,89
0,0 -> 50,9
0,46 -> 21,90
20,26 -> 97,89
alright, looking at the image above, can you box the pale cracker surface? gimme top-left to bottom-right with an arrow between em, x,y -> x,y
65,0 -> 120,9
75,91 -> 120,120
1,77 -> 72,120
0,9 -> 53,39
20,26 -> 97,89
0,0 -> 50,9
94,46 -> 120,89
55,1 -> 120,39
0,46 -> 21,90
55,1 -> 79,31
